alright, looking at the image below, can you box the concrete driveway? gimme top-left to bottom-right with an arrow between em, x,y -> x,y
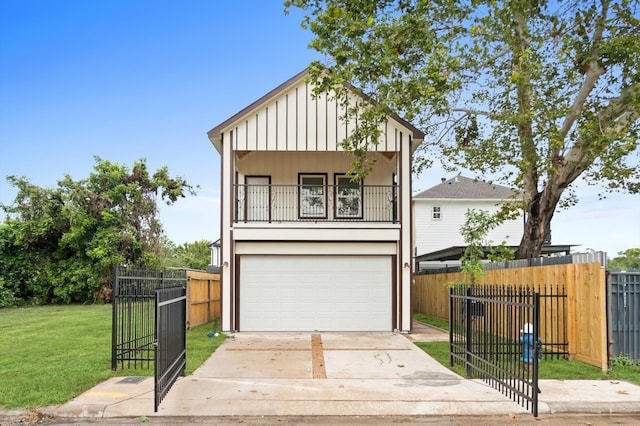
55,327 -> 528,418
53,324 -> 640,419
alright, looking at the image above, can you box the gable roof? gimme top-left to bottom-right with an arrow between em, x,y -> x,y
207,69 -> 309,141
207,68 -> 425,152
414,175 -> 519,200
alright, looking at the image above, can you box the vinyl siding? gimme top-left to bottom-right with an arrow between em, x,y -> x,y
414,199 -> 524,256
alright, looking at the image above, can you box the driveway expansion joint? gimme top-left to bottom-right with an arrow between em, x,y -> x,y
311,333 -> 327,379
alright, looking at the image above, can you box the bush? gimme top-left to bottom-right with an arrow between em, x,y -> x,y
0,278 -> 17,307
611,354 -> 637,367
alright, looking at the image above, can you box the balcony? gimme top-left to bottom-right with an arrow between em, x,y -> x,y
234,184 -> 398,223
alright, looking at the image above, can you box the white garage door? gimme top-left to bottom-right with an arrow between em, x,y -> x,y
240,255 -> 392,331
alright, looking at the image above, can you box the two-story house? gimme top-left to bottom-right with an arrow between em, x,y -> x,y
413,175 -> 524,269
207,70 -> 424,332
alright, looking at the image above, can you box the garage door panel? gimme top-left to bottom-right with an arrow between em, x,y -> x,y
240,255 -> 392,331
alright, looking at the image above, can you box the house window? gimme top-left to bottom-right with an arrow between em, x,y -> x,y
299,174 -> 327,218
432,206 -> 442,220
335,174 -> 362,218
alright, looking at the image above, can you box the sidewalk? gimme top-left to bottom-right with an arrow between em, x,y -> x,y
40,323 -> 640,421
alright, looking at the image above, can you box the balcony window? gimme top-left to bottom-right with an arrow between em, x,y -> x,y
299,174 -> 327,218
335,174 -> 362,219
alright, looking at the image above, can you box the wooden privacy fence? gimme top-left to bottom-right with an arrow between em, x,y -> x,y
185,270 -> 221,329
413,262 -> 607,371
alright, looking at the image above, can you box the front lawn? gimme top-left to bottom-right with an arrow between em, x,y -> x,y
0,304 -> 224,409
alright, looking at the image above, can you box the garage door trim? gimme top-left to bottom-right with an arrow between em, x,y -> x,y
237,254 -> 395,332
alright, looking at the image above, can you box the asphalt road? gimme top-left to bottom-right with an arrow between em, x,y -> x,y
3,413 -> 640,425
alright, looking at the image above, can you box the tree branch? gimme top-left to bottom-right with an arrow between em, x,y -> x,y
557,81 -> 639,191
512,3 -> 539,204
597,82 -> 640,129
557,0 -> 609,140
564,81 -> 640,163
451,107 -> 499,120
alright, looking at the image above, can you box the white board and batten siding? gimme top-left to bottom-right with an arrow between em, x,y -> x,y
229,83 -> 410,153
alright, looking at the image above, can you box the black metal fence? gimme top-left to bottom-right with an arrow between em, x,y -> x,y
450,285 -> 541,417
538,284 -> 568,359
111,266 -> 187,370
234,184 -> 398,223
154,284 -> 187,412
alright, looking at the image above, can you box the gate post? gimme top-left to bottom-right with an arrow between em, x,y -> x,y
449,286 -> 454,367
207,278 -> 212,323
532,291 -> 541,417
153,289 -> 160,412
111,265 -> 119,371
466,286 -> 473,378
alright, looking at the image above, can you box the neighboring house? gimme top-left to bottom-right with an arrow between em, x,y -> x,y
206,69 -> 424,332
413,175 -> 524,269
206,239 -> 220,274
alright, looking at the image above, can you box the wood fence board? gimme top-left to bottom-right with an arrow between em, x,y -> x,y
185,271 -> 221,329
413,262 -> 608,370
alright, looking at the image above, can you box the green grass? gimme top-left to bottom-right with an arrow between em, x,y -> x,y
413,314 -> 640,385
413,312 -> 449,331
0,305 -> 225,409
415,341 -> 468,377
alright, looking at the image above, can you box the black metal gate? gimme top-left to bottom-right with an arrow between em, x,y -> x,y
112,267 -> 162,369
154,283 -> 187,412
450,285 -> 541,416
111,266 -> 187,412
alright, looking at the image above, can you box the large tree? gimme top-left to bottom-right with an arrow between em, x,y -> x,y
609,247 -> 640,269
0,157 -> 196,304
285,0 -> 640,258
163,238 -> 213,271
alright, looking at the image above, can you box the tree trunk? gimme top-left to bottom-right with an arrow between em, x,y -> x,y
515,187 -> 563,259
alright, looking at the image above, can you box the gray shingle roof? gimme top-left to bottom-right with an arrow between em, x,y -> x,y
414,175 -> 519,200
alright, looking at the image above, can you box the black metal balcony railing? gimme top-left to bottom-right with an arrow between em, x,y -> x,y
234,184 -> 398,223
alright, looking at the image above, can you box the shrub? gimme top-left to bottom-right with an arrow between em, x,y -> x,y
611,354 -> 636,368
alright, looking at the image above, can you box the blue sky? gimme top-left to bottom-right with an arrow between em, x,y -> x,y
1,1 -> 638,257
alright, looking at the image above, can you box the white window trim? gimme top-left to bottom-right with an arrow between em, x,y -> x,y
334,174 -> 363,219
432,206 -> 442,220
299,173 -> 327,218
